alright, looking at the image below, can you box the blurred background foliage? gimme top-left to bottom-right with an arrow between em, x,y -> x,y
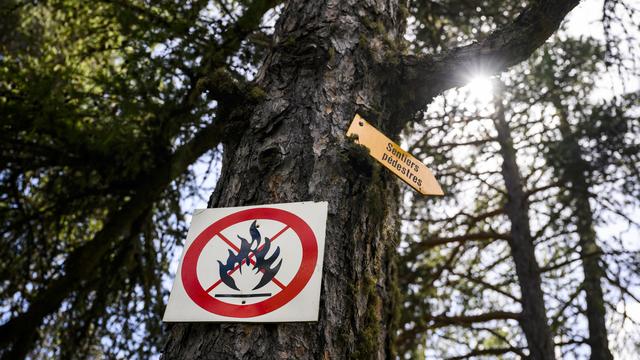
1,0 -> 639,359
399,2 -> 640,357
1,0 -> 274,357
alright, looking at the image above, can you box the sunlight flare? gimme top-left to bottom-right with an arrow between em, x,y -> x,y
466,74 -> 494,103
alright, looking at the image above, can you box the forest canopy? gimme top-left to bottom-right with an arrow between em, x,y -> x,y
1,0 -> 639,359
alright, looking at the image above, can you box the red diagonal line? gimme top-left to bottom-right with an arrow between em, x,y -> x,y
263,225 -> 290,247
205,278 -> 223,292
270,276 -> 286,289
205,225 -> 290,293
216,232 -> 240,252
246,225 -> 290,262
204,232 -> 247,292
205,260 -> 245,293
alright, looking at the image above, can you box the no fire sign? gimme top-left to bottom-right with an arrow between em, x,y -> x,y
163,201 -> 328,322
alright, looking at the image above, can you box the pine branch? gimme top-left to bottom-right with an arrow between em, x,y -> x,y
454,271 -> 520,302
417,231 -> 511,249
0,116 -> 244,355
397,311 -> 521,348
428,311 -> 521,328
400,0 -> 581,107
445,347 -> 524,360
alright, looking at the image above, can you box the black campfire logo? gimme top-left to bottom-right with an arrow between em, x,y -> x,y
218,220 -> 282,292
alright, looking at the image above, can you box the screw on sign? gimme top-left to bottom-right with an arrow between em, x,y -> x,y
163,202 -> 328,322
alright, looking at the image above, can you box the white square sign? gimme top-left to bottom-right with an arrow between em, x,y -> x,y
163,201 -> 328,322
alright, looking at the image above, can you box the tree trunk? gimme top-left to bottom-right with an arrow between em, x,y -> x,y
572,178 -> 612,360
554,106 -> 613,360
493,85 -> 556,360
162,1 -> 406,358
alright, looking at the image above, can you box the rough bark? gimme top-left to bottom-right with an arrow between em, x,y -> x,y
493,85 -> 556,360
162,1 -> 406,359
554,106 -> 613,360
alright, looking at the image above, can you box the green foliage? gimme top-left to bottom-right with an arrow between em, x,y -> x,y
406,0 -> 522,53
1,0 -> 274,358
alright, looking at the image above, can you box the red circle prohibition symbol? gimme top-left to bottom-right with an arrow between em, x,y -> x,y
181,207 -> 318,318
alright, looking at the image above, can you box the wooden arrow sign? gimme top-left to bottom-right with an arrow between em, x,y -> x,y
347,114 -> 444,196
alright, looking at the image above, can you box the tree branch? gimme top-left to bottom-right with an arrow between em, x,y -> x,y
455,271 -> 520,302
415,231 -> 510,249
401,0 -> 581,105
445,347 -> 523,360
428,311 -> 521,328
397,311 -> 521,347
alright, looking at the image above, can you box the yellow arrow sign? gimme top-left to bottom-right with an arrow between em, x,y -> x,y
347,114 -> 443,196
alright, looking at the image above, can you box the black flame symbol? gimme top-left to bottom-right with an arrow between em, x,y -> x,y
217,220 -> 283,291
